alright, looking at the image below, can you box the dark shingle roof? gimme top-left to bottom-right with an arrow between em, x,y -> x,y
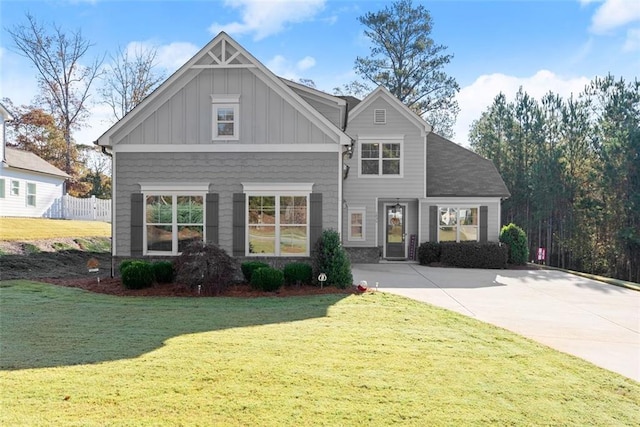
4,147 -> 69,179
338,96 -> 361,112
427,133 -> 510,198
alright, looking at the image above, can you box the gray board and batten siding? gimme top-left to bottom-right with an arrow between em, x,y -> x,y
111,68 -> 340,147
116,151 -> 339,256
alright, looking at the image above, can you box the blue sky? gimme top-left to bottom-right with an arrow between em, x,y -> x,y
1,0 -> 638,147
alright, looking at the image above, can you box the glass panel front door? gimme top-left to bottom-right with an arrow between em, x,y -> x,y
386,205 -> 406,259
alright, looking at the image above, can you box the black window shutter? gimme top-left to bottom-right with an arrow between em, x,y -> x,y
309,193 -> 323,249
206,193 -> 219,245
232,193 -> 246,256
429,205 -> 438,242
480,205 -> 488,242
131,193 -> 144,256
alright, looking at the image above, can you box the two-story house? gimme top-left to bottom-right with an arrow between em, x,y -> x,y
96,32 -> 509,264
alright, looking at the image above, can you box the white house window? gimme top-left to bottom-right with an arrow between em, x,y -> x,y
211,94 -> 240,140
438,207 -> 479,242
144,194 -> 205,255
348,208 -> 366,241
0,179 -> 5,198
244,183 -> 312,257
26,183 -> 36,207
360,141 -> 402,176
11,180 -> 19,196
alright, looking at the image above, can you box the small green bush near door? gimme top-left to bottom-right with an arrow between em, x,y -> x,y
121,261 -> 154,289
250,267 -> 284,292
283,262 -> 313,286
500,223 -> 529,265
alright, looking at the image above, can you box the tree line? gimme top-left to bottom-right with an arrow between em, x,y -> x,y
470,75 -> 639,283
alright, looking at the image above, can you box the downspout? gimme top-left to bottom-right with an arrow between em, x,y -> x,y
95,140 -> 115,278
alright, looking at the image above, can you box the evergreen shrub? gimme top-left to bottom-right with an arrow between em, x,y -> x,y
152,261 -> 174,283
283,262 -> 313,286
118,259 -> 136,274
250,267 -> 284,292
241,261 -> 270,282
313,229 -> 353,289
417,242 -> 442,265
499,223 -> 529,265
439,242 -> 508,269
121,261 -> 154,289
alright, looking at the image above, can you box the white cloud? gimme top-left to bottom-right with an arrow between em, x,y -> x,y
297,56 -> 316,71
453,70 -> 592,146
156,42 -> 200,72
623,27 -> 640,51
266,54 -> 316,80
209,0 -> 325,40
590,0 -> 640,33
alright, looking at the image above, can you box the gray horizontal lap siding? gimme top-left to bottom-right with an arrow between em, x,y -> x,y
112,68 -> 334,146
114,151 -> 339,256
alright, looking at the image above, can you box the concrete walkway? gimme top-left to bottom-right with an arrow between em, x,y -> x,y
351,263 -> 640,382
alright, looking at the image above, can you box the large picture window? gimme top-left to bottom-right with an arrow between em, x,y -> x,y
244,183 -> 312,257
438,207 -> 479,242
359,137 -> 402,177
145,194 -> 204,254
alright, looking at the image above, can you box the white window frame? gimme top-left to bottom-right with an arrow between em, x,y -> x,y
348,207 -> 366,241
140,183 -> 208,256
437,206 -> 480,243
0,178 -> 5,198
211,94 -> 240,141
243,182 -> 312,257
10,180 -> 19,196
358,136 -> 404,178
26,182 -> 36,207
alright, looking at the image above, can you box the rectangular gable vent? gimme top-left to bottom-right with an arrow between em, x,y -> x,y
374,109 -> 386,124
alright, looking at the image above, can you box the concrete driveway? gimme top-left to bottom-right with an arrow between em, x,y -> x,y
351,263 -> 640,382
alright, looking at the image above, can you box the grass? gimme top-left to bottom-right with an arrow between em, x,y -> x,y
0,217 -> 110,241
1,281 -> 638,426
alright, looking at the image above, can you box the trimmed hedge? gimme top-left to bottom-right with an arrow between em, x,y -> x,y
250,267 -> 284,292
417,242 -> 442,265
152,261 -> 174,283
118,259 -> 136,275
440,242 -> 508,269
121,261 -> 154,289
283,262 -> 313,286
418,241 -> 508,269
241,261 -> 270,283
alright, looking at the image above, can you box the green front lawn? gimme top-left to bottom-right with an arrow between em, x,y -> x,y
0,218 -> 110,241
1,281 -> 638,426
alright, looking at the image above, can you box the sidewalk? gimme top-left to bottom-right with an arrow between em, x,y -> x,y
351,263 -> 640,382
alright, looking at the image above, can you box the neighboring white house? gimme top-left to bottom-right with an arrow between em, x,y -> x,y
0,102 -> 70,218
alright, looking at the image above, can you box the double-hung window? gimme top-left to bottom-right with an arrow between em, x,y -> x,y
211,94 -> 240,140
0,179 -> 5,198
438,207 -> 479,242
359,136 -> 402,177
142,184 -> 208,255
11,180 -> 19,196
348,207 -> 366,241
244,183 -> 312,257
26,183 -> 36,207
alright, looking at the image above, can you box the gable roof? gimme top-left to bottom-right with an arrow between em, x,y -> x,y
0,102 -> 14,121
348,86 -> 432,136
4,147 -> 69,179
97,32 -> 350,147
427,132 -> 510,198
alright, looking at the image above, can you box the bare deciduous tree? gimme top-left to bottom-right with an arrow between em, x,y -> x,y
101,44 -> 165,121
7,13 -> 104,174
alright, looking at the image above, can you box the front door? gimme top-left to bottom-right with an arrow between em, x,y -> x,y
385,204 -> 406,259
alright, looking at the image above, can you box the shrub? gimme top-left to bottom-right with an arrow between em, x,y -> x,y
417,242 -> 442,265
313,229 -> 353,289
439,242 -> 508,269
283,262 -> 313,286
250,267 -> 284,292
118,259 -> 136,275
152,261 -> 174,283
121,261 -> 154,289
173,241 -> 237,295
241,261 -> 270,283
500,223 -> 529,265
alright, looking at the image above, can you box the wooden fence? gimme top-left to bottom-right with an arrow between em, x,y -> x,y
45,195 -> 111,222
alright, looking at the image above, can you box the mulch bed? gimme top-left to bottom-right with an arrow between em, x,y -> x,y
38,276 -> 359,298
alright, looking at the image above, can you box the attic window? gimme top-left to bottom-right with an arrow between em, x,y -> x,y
211,94 -> 240,141
374,109 -> 386,124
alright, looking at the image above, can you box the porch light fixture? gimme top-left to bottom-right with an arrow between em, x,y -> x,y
392,199 -> 401,213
